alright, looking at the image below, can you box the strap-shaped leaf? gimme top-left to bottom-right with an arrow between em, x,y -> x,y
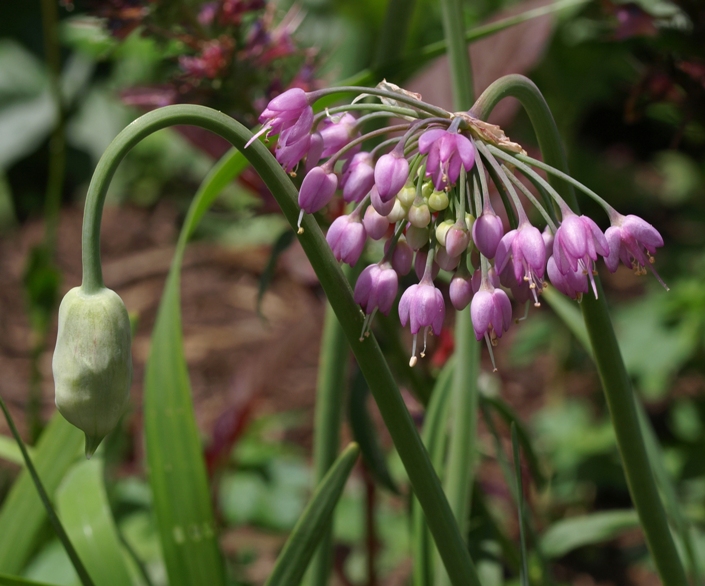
265,443 -> 360,586
143,147 -> 248,586
0,412 -> 82,573
55,458 -> 134,585
0,574 -> 59,586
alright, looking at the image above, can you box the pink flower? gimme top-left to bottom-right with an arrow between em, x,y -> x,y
547,255 -> 588,300
341,152 -> 375,203
449,271 -> 473,310
495,222 -> 546,305
374,149 -> 409,201
319,113 -> 359,159
605,213 -> 667,289
418,128 -> 475,190
297,166 -> 337,229
552,212 -> 609,298
473,206 -> 504,259
354,262 -> 399,316
398,277 -> 445,366
470,281 -> 512,342
362,204 -> 389,240
258,88 -> 312,138
326,214 -> 366,266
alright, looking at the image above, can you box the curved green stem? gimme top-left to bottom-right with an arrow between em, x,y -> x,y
472,74 -> 687,586
80,104 -> 480,586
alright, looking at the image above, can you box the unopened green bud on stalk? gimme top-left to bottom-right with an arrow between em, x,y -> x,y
428,190 -> 449,212
408,202 -> 431,228
397,185 -> 416,208
52,287 -> 132,458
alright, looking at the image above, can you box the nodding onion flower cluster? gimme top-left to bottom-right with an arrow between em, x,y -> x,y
248,83 -> 667,369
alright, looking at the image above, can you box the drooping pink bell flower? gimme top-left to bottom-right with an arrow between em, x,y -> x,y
374,148 -> 409,202
398,276 -> 445,366
354,262 -> 399,316
370,185 -> 395,216
418,128 -> 475,190
495,222 -> 546,306
470,282 -> 512,342
326,214 -> 367,266
319,113 -> 360,159
547,255 -> 589,300
297,166 -> 337,230
604,213 -> 667,289
341,152 -> 375,203
553,212 -> 609,298
256,88 -> 313,139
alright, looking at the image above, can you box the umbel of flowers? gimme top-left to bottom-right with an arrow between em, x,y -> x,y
249,82 -> 667,369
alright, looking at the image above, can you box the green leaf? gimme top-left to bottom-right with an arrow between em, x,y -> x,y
412,358 -> 455,586
0,412 -> 83,574
512,425 -> 529,586
143,147 -> 248,586
540,510 -> 640,558
55,458 -> 134,586
348,369 -> 399,494
265,443 -> 360,586
0,573 -> 60,586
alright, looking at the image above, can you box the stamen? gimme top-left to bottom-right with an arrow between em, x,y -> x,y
245,123 -> 271,148
297,210 -> 305,234
421,327 -> 428,358
516,301 -> 530,323
484,332 -> 498,372
409,334 -> 418,367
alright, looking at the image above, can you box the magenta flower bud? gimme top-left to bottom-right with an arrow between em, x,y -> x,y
414,250 -> 440,281
604,213 -> 667,288
370,185 -> 395,216
257,88 -> 312,137
374,150 -> 409,202
326,214 -> 367,266
495,222 -> 546,306
398,277 -> 446,365
553,212 -> 609,298
472,208 -> 504,259
385,236 -> 413,276
445,221 -> 470,258
354,262 -> 398,315
470,282 -> 512,342
341,152 -> 375,203
450,272 -> 473,310
418,128 -> 475,190
298,166 -> 337,214
547,255 -> 588,300
435,246 -> 459,271
542,225 -> 554,259
363,204 -> 389,240
319,113 -> 359,158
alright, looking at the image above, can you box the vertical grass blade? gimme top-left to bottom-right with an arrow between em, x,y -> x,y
265,443 -> 360,586
55,458 -> 134,585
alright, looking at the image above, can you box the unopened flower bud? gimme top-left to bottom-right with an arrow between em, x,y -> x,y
53,287 -> 132,458
435,220 -> 455,247
414,250 -> 440,280
408,202 -> 431,228
449,272 -> 473,310
436,246 -> 459,271
387,199 -> 408,223
375,150 -> 409,201
406,225 -> 429,250
341,152 -> 375,203
385,235 -> 413,275
326,214 -> 367,266
397,185 -> 416,208
370,185 -> 395,216
299,166 -> 338,215
428,190 -> 449,212
363,205 -> 389,240
445,221 -> 470,258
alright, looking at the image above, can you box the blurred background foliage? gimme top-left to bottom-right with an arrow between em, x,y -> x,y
0,0 -> 704,584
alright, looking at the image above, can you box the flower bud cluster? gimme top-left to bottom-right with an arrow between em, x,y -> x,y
253,84 -> 667,368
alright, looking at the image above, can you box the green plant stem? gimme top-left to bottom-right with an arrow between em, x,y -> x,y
437,312 -> 479,586
305,300 -> 350,586
440,0 -> 474,109
81,105 -> 480,586
374,0 -> 417,77
472,74 -> 688,586
0,395 -> 95,586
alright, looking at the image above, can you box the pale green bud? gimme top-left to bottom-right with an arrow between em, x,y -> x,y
428,190 -> 449,212
435,219 -> 455,247
53,287 -> 132,458
387,199 -> 408,223
408,203 -> 431,228
397,185 -> 416,208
